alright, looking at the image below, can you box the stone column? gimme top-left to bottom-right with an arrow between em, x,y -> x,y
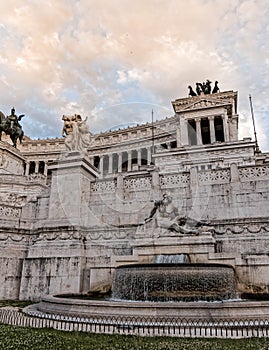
44,161 -> 48,176
147,147 -> 151,165
34,160 -> 39,173
137,149 -> 142,167
99,155 -> 104,176
176,123 -> 181,147
195,118 -> 202,145
208,116 -> 216,143
108,154 -> 113,174
127,151 -> 132,172
25,161 -> 30,176
180,117 -> 189,145
118,152 -> 122,173
222,113 -> 229,142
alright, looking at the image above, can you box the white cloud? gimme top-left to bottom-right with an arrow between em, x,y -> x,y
0,0 -> 268,149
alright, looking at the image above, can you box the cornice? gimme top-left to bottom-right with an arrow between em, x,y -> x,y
172,90 -> 237,114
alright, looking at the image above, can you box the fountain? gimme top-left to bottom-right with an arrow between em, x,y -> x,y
27,254 -> 269,321
111,263 -> 237,302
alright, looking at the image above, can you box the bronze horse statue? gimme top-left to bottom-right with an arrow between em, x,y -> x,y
0,108 -> 24,148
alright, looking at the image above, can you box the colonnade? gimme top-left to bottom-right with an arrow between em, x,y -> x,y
181,114 -> 229,146
24,160 -> 48,176
23,115 -> 228,178
96,147 -> 153,175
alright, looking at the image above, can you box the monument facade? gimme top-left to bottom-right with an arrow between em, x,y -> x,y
0,88 -> 269,301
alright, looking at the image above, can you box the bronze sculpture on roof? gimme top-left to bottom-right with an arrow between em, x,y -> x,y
188,80 -> 220,97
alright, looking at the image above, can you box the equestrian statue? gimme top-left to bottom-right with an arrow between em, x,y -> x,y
0,107 -> 25,148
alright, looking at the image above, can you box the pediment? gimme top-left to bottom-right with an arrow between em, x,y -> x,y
181,98 -> 228,112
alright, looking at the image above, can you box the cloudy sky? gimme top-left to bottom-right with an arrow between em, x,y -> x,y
1,0 -> 269,150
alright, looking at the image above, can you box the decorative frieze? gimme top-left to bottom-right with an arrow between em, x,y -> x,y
87,230 -> 130,240
239,166 -> 269,181
160,173 -> 190,188
26,173 -> 47,184
198,169 -> 230,184
33,231 -> 83,242
0,233 -> 26,242
91,180 -> 116,193
0,205 -> 21,218
0,193 -> 27,207
124,177 -> 152,191
32,229 -> 130,242
211,221 -> 269,235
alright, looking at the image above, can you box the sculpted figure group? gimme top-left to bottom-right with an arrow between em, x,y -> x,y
188,80 -> 220,97
0,108 -> 24,148
62,114 -> 92,152
145,193 -> 209,235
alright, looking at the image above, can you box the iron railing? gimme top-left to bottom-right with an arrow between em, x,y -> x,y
0,308 -> 269,338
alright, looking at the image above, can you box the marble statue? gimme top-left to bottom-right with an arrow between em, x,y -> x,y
145,193 -> 208,234
62,114 -> 92,152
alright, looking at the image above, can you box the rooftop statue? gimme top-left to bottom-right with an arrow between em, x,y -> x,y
188,80 -> 219,97
188,85 -> 197,97
0,107 -> 25,148
62,114 -> 92,152
212,81 -> 220,93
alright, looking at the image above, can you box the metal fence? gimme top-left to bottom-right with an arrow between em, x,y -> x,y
0,308 -> 269,338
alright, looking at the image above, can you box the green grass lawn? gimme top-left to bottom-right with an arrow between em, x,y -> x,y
1,301 -> 269,349
0,324 -> 269,350
0,300 -> 33,308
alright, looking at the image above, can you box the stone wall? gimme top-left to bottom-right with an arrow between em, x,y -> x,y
86,163 -> 269,226
2,159 -> 269,300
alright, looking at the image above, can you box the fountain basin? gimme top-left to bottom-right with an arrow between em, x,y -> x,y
27,262 -> 269,323
112,263 -> 237,302
32,294 -> 269,321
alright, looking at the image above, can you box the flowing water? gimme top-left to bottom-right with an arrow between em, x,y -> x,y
112,263 -> 237,302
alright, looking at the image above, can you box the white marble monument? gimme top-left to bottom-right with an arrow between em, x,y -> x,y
0,87 -> 269,301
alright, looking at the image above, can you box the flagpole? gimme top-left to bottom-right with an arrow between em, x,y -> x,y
151,109 -> 154,164
249,94 -> 260,153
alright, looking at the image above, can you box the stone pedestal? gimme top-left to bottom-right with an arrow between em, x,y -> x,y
48,152 -> 99,226
0,141 -> 25,175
